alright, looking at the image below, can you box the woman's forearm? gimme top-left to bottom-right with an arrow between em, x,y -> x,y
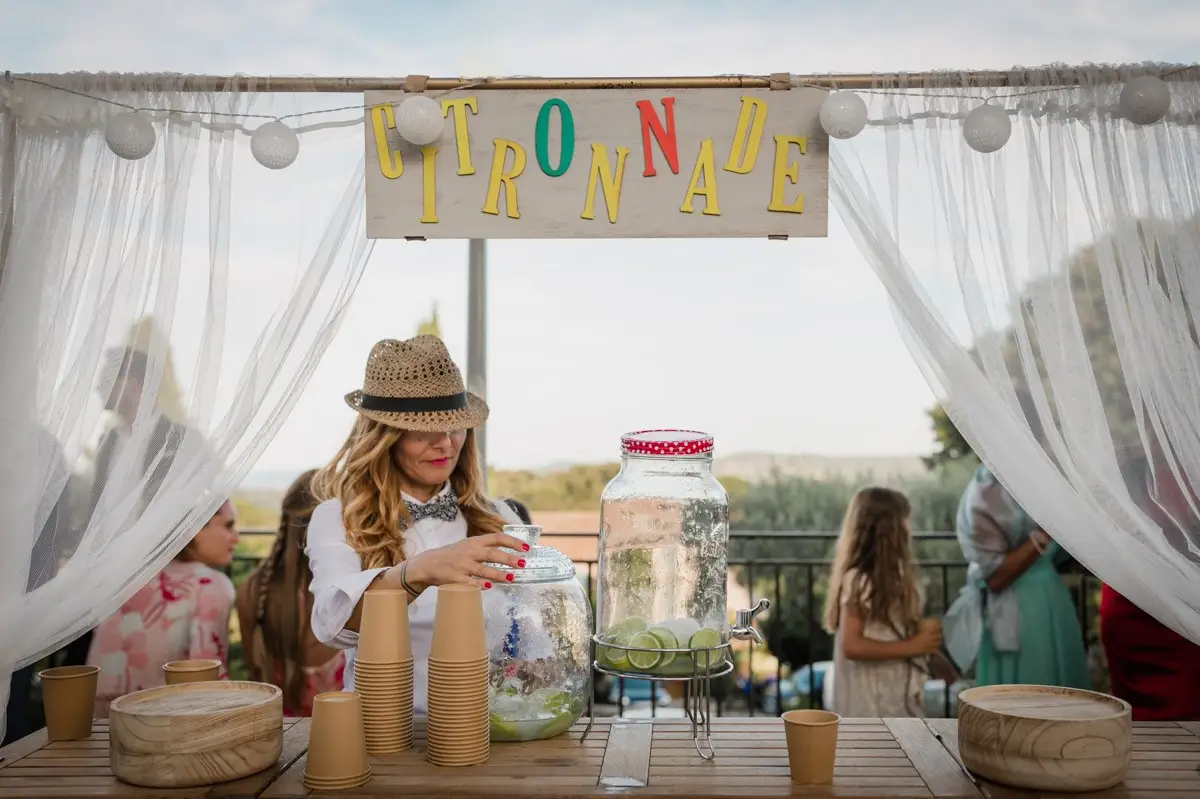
985,537 -> 1042,593
342,570 -> 391,633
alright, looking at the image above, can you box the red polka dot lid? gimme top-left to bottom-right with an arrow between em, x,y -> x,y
620,429 -> 714,457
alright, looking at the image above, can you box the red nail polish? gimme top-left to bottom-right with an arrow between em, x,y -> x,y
505,573 -> 514,582
522,543 -> 530,551
517,559 -> 527,568
483,581 -> 492,589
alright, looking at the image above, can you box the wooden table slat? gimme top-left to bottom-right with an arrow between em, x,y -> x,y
885,717 -> 981,799
598,721 -> 653,788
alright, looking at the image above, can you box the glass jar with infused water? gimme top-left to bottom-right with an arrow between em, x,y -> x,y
483,525 -> 591,741
595,430 -> 768,678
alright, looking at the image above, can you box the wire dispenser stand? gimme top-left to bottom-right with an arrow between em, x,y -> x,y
580,599 -> 770,760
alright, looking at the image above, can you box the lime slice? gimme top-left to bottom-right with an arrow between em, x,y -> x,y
609,617 -> 647,636
646,626 -> 678,670
489,714 -> 522,741
599,641 -> 630,670
627,631 -> 663,672
689,627 -> 723,651
542,690 -> 574,717
598,626 -> 635,670
535,712 -> 579,740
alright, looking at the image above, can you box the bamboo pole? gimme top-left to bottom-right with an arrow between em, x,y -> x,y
7,66 -> 1198,93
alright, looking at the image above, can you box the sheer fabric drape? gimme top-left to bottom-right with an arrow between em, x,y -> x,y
0,74 -> 374,738
829,64 -> 1200,643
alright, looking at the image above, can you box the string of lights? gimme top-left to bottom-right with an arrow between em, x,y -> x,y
1,68 -> 1194,168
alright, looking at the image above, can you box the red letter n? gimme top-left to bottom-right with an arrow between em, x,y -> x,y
636,97 -> 680,178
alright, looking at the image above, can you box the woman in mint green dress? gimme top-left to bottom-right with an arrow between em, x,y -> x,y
943,466 -> 1090,688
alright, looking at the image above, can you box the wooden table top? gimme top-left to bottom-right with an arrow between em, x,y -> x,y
2,716 -> 1198,798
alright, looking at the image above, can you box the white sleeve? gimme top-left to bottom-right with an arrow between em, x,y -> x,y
305,499 -> 389,649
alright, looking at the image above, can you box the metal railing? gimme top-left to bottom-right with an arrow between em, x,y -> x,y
231,529 -> 1100,718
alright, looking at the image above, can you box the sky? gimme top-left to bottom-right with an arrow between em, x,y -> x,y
3,0 -> 1196,475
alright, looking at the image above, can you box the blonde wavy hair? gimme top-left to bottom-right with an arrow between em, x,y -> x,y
822,486 -> 922,634
311,416 -> 505,570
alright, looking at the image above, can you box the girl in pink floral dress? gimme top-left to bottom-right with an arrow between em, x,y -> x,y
87,501 -> 239,717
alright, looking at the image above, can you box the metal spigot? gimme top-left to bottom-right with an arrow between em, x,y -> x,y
729,598 -> 770,646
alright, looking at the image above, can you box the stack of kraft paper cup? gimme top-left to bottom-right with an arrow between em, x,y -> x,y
425,583 -> 490,766
354,587 -> 415,754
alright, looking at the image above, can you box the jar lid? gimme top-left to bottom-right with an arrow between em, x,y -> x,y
489,525 -> 577,583
620,429 -> 714,457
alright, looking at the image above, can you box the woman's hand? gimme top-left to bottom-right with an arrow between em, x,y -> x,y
397,532 -> 531,592
1030,528 -> 1052,552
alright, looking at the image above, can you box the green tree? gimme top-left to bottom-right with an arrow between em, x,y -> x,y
922,221 -> 1167,468
923,406 -> 976,469
489,463 -> 620,510
416,304 -> 441,338
728,469 -> 967,673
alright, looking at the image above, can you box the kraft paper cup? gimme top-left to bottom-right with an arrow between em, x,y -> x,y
428,741 -> 489,757
306,692 -> 370,786
427,722 -> 489,740
782,709 -> 840,785
354,674 -> 413,685
427,693 -> 490,708
427,656 -> 488,670
304,769 -> 370,790
427,694 -> 490,710
428,745 -> 489,767
162,659 -> 221,685
354,672 -> 414,689
39,665 -> 99,742
354,667 -> 414,682
357,588 -> 413,663
429,584 -> 486,661
355,658 -> 414,673
427,676 -> 489,691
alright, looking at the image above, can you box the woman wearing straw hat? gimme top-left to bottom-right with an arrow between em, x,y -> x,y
306,336 -> 529,714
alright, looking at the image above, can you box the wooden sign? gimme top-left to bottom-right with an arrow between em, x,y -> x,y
364,88 -> 829,239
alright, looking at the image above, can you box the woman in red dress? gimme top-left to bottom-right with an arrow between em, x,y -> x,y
1102,449 -> 1200,720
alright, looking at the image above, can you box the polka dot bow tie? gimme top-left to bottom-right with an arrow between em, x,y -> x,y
406,488 -> 460,524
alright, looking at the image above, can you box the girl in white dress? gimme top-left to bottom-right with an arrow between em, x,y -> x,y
822,487 -> 943,717
305,335 -> 528,715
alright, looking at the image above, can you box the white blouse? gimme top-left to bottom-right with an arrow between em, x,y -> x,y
306,485 -> 521,716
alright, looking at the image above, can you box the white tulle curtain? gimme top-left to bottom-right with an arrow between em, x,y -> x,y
0,74 -> 373,737
829,64 -> 1200,642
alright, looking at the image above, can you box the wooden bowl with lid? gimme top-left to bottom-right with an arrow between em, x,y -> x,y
957,684 -> 1132,792
108,681 -> 283,788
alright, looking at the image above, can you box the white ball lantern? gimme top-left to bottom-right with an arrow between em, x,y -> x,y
105,112 -> 156,161
250,121 -> 300,169
963,103 -> 1011,154
394,95 -> 444,146
819,91 -> 868,140
1120,75 -> 1170,126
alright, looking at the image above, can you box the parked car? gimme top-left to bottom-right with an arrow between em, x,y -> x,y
758,661 -> 832,714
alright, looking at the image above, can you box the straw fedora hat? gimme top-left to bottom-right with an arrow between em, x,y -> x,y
345,336 -> 488,432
